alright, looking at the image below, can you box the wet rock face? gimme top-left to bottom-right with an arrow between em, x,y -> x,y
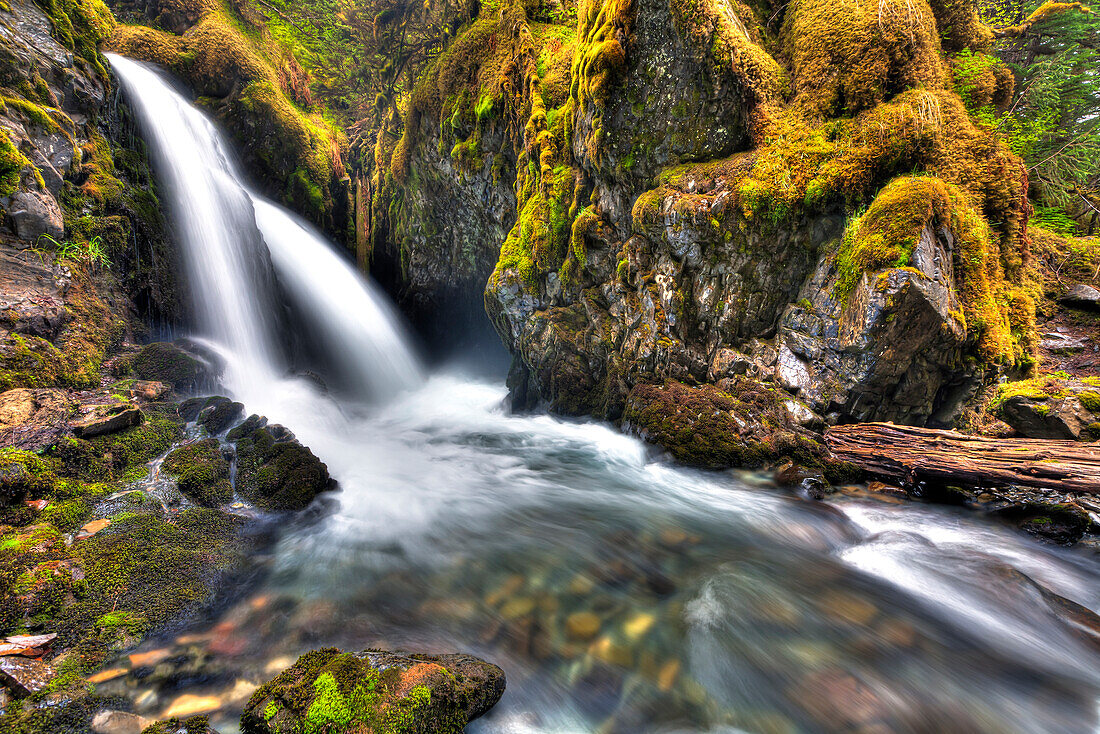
227,415 -> 335,511
240,648 -> 505,734
573,0 -> 755,228
374,114 -> 518,346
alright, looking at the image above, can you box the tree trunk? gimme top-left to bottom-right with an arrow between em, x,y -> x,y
825,423 -> 1100,493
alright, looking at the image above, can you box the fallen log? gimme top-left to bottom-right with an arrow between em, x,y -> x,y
825,423 -> 1100,494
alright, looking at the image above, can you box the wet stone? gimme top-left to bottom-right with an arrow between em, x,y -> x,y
0,655 -> 56,695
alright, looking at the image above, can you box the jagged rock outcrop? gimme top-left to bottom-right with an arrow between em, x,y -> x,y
1,0 -> 181,395
372,0 -> 1035,455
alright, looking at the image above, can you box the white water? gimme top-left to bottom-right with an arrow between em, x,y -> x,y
106,53 -> 1100,734
109,53 -> 421,400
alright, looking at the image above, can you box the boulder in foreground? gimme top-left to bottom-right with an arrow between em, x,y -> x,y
241,648 -> 505,734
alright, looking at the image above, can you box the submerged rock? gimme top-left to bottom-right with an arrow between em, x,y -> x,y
228,416 -> 335,511
0,655 -> 56,695
241,648 -> 505,734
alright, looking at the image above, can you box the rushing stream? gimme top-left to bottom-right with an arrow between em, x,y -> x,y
107,55 -> 1100,734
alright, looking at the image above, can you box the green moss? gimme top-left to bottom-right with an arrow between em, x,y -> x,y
0,128 -> 41,196
228,417 -> 332,510
830,175 -> 1022,364
162,439 -> 232,507
1078,391 -> 1100,413
245,649 -> 462,734
60,508 -> 242,652
87,414 -> 184,481
33,0 -> 115,77
623,379 -> 827,470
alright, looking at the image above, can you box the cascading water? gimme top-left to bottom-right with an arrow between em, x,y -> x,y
108,53 -> 422,402
104,53 -> 1100,734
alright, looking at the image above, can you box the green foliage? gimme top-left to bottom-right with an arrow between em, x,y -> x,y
34,234 -> 112,272
982,0 -> 1100,230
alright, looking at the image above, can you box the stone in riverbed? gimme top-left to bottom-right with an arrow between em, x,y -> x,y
240,648 -> 505,734
228,416 -> 335,511
91,710 -> 153,734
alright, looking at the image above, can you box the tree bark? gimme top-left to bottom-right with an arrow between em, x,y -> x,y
826,423 -> 1100,493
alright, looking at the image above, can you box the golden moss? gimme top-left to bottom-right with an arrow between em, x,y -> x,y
926,0 -> 994,51
781,0 -> 947,116
833,175 -> 1022,363
108,7 -> 346,222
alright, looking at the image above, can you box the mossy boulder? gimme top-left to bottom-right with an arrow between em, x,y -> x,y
179,395 -> 244,434
622,378 -> 827,470
228,415 -> 334,511
240,648 -> 506,734
129,342 -> 216,392
0,450 -> 58,506
162,439 -> 232,507
60,508 -> 245,650
992,375 -> 1100,440
990,501 -> 1092,545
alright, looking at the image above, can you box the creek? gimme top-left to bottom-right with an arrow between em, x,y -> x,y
108,54 -> 1100,734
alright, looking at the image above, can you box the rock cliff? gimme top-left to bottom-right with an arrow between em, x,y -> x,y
368,0 -> 1036,462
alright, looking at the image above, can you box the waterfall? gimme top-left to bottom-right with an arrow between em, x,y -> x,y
108,54 -> 423,400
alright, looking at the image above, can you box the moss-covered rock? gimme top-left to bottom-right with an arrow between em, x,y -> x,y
992,374 -> 1100,440
228,415 -> 334,511
623,378 -> 827,470
128,342 -> 214,392
141,716 -> 220,734
179,395 -> 244,434
240,648 -> 505,734
0,450 -> 58,506
162,438 -> 232,507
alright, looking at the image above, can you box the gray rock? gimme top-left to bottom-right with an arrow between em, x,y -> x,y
8,189 -> 64,242
997,380 -> 1100,440
1060,284 -> 1100,311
